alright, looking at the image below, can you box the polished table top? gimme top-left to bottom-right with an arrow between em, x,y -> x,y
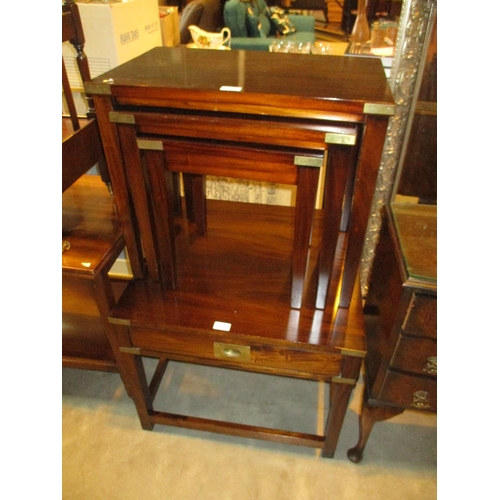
85,46 -> 394,117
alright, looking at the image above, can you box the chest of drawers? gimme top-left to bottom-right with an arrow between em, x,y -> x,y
348,203 -> 437,462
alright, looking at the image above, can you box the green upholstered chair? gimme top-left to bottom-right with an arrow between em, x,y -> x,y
223,0 -> 316,51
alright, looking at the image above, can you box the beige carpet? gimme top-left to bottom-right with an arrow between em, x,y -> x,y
62,360 -> 437,499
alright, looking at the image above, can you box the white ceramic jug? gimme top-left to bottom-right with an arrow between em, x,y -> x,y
188,25 -> 231,49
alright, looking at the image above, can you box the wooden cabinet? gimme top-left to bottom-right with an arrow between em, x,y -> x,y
348,203 -> 437,462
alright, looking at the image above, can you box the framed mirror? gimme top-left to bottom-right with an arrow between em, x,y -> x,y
360,0 -> 437,294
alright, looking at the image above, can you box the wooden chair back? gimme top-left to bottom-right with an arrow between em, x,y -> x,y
62,0 -> 111,192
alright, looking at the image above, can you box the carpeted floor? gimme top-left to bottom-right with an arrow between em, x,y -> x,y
62,359 -> 437,499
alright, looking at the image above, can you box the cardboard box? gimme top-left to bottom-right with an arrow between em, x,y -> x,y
63,0 -> 162,114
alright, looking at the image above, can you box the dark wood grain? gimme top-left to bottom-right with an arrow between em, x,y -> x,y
338,114 -> 391,308
110,200 -> 365,355
88,47 -> 393,119
109,199 -> 366,456
62,175 -> 122,275
62,0 -> 111,189
92,95 -> 146,278
315,141 -> 357,309
83,47 -> 395,456
86,46 -> 393,312
348,204 -> 437,463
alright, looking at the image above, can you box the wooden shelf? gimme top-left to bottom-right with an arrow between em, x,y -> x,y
111,199 -> 366,363
62,174 -> 127,371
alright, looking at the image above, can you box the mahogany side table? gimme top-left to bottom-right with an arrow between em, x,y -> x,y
83,47 -> 394,457
107,200 -> 366,458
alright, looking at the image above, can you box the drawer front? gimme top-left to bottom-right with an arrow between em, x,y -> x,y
391,335 -> 437,377
402,292 -> 437,339
378,370 -> 437,412
130,328 -> 343,378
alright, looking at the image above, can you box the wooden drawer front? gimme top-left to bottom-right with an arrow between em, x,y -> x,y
130,328 -> 342,377
378,371 -> 437,412
402,292 -> 437,339
391,335 -> 437,377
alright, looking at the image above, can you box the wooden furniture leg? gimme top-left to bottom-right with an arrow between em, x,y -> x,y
291,165 -> 320,309
143,150 -> 178,288
322,345 -> 363,457
316,144 -> 355,309
111,324 -> 155,430
347,387 -> 405,463
92,96 -> 146,279
338,115 -> 390,308
183,173 -> 207,235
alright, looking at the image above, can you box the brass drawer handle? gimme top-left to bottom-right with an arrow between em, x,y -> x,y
411,390 -> 431,410
223,348 -> 242,358
423,356 -> 437,375
213,342 -> 251,362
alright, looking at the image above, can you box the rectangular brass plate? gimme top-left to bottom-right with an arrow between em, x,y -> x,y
293,156 -> 323,168
324,133 -> 356,146
363,103 -> 396,115
137,139 -> 163,150
109,111 -> 135,124
119,346 -> 141,355
84,82 -> 112,95
213,342 -> 251,362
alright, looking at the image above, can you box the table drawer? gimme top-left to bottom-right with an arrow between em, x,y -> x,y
402,292 -> 437,339
390,335 -> 437,377
130,327 -> 342,377
378,370 -> 437,412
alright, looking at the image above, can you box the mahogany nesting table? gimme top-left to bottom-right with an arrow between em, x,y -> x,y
85,47 -> 394,457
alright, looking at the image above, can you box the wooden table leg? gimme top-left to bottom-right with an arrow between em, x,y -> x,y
316,144 -> 354,309
93,96 -> 145,279
183,173 -> 207,235
144,149 -> 177,288
338,115 -> 390,308
111,324 -> 155,431
322,352 -> 362,457
291,165 -> 320,309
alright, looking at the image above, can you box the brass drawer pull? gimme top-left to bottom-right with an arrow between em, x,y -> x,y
214,342 -> 251,362
411,390 -> 431,410
223,348 -> 242,358
423,356 -> 437,375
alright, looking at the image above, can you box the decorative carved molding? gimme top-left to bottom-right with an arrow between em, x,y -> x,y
359,0 -> 437,296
